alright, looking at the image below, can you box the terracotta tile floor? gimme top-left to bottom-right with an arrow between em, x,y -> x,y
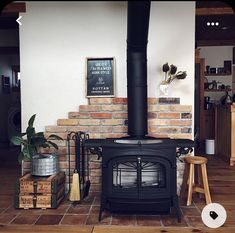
0,148 -> 235,228
0,190 -> 204,227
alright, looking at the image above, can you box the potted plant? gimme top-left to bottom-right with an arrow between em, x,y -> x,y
11,114 -> 63,176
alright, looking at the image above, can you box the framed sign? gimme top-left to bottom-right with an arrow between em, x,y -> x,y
86,57 -> 115,97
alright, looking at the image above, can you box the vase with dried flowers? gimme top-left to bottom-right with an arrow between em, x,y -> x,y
160,63 -> 187,96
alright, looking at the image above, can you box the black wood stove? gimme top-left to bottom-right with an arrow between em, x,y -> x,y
84,1 -> 194,222
85,138 -> 193,222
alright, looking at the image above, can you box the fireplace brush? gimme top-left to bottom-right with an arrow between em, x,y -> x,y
67,132 -> 81,203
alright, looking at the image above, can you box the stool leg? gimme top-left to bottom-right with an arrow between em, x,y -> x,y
196,164 -> 203,199
201,163 -> 212,204
187,163 -> 194,206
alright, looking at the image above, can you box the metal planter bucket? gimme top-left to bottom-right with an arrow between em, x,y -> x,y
31,153 -> 59,176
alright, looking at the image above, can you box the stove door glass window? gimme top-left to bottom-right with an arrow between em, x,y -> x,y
141,161 -> 165,188
112,158 -> 166,190
113,161 -> 137,189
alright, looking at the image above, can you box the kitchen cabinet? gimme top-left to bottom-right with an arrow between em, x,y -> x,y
197,47 -> 234,154
215,105 -> 235,166
195,53 -> 230,153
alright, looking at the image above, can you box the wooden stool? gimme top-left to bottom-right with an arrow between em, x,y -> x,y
182,156 -> 212,206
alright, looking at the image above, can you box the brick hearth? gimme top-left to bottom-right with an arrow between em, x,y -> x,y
23,97 -> 192,193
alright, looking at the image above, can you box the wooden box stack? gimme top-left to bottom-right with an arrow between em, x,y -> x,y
14,171 -> 65,209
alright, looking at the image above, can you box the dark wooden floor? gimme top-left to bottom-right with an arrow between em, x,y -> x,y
0,147 -> 234,232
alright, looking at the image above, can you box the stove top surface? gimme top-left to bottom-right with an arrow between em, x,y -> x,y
115,139 -> 165,144
84,137 -> 195,148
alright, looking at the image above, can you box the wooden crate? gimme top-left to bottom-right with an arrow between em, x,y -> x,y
15,171 -> 65,194
14,183 -> 65,209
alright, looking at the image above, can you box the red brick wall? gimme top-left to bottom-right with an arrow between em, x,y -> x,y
23,97 -> 192,192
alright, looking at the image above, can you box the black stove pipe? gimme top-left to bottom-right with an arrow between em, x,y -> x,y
127,1 -> 151,138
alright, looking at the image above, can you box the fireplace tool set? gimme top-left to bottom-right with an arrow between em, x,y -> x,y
67,131 -> 90,203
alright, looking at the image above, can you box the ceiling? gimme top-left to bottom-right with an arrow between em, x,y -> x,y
0,2 -> 234,46
196,1 -> 232,8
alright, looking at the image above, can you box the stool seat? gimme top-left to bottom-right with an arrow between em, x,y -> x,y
184,156 -> 207,165
181,155 -> 212,206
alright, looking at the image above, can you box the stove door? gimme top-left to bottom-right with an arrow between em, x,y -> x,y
104,155 -> 173,199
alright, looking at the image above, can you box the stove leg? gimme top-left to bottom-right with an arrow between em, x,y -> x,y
98,207 -> 103,221
98,196 -> 105,221
173,196 -> 181,223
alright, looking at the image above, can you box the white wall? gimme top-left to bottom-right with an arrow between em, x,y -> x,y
199,46 -> 233,102
149,2 -> 195,100
20,1 -> 195,132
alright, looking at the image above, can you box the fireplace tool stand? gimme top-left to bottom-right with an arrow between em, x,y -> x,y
67,131 -> 90,204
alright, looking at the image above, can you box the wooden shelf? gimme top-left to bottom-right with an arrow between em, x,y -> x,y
205,73 -> 231,76
204,89 -> 231,92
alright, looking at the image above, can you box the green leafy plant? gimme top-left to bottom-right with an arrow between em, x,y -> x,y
161,62 -> 187,84
11,114 -> 63,163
